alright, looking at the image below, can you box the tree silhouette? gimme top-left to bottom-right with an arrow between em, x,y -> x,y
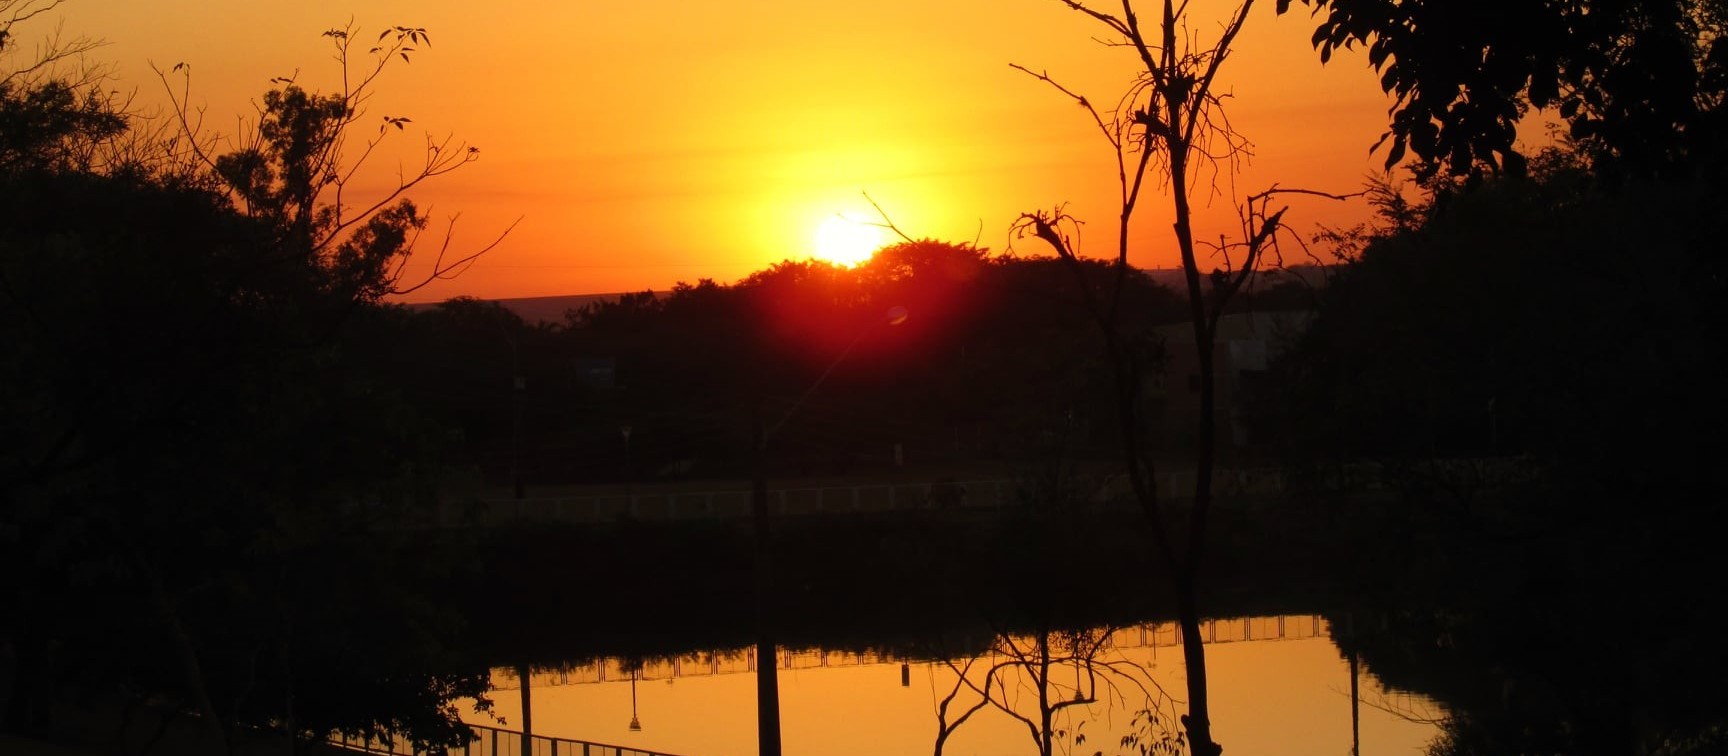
1009,3 -> 1357,754
156,22 -> 517,303
0,1 -> 125,172
931,624 -> 1181,756
2,16 -> 500,754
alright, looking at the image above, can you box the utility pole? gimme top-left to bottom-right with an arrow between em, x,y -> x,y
1348,612 -> 1360,756
748,306 -> 903,756
517,661 -> 532,756
751,404 -> 782,756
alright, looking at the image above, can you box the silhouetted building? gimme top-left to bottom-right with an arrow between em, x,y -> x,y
1149,310 -> 1311,452
573,357 -> 617,390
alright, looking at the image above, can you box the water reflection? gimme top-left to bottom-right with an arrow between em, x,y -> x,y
928,624 -> 1182,756
473,616 -> 1439,756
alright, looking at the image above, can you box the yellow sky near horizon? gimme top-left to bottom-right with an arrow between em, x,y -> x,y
46,0 -> 1405,301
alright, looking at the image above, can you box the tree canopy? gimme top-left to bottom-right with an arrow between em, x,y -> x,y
1281,0 -> 1728,178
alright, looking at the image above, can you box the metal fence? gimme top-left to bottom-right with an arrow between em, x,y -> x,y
459,466 -> 1307,527
450,456 -> 1548,528
461,477 -> 1020,526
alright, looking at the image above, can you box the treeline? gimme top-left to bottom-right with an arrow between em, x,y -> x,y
385,247 -> 1306,490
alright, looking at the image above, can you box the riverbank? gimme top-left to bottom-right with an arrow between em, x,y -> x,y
457,488 -> 1391,667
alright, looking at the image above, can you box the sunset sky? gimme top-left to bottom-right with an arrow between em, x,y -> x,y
52,0 -> 1410,301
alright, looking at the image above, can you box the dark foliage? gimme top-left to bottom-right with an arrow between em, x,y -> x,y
1,29 -> 490,754
1255,149 -> 1727,649
1280,0 -> 1728,179
1261,150 -> 1724,503
1245,157 -> 1723,742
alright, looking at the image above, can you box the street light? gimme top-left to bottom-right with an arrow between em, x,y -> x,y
751,304 -> 907,756
628,665 -> 642,732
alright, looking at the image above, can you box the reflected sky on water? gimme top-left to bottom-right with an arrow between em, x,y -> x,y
472,615 -> 1439,756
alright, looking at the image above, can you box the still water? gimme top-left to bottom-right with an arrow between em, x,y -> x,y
471,616 -> 1439,756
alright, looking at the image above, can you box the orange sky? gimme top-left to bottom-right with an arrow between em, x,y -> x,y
53,0 -> 1404,301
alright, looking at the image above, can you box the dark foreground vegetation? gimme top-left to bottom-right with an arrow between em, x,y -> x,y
4,0 -> 1727,755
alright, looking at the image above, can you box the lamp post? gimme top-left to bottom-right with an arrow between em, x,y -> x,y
751,305 -> 907,756
628,665 -> 642,732
516,661 -> 532,756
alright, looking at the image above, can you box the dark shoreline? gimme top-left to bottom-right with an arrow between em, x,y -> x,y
460,493 -> 1396,666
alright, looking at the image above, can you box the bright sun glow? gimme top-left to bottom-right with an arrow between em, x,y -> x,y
812,215 -> 885,267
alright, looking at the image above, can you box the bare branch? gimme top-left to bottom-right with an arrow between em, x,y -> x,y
1058,0 -> 1133,37
862,191 -> 916,244
1207,184 -> 1363,331
932,657 -> 995,756
3,2 -> 110,92
314,132 -> 482,251
392,214 -> 522,296
2,0 -> 66,28
1009,63 -> 1122,154
150,61 -> 225,177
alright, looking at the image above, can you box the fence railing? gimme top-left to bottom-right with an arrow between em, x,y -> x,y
328,722 -> 680,756
458,477 -> 1019,527
456,466 -> 1302,527
446,456 -> 1543,528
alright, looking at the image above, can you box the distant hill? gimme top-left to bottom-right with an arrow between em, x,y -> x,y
404,292 -> 659,325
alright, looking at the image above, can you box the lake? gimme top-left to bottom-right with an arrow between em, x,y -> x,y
468,615 -> 1439,756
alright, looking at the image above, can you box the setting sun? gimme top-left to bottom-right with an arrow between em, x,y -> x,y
42,1 -> 1401,299
812,215 -> 885,267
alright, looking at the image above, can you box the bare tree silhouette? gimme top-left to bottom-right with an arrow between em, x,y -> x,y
1010,3 -> 1356,754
